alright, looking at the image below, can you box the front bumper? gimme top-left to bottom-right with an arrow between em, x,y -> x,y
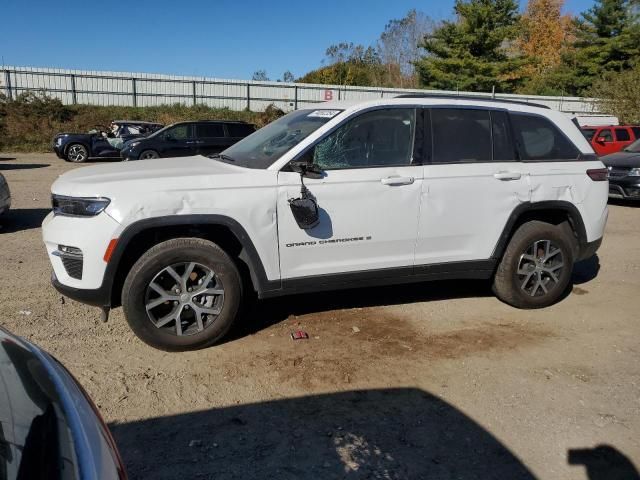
52,271 -> 111,307
53,143 -> 65,159
608,178 -> 640,200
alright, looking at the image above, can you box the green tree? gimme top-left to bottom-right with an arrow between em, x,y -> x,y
565,0 -> 640,94
589,64 -> 640,123
252,70 -> 270,82
415,0 -> 524,93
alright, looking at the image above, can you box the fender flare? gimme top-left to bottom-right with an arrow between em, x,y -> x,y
491,201 -> 588,260
104,215 -> 280,306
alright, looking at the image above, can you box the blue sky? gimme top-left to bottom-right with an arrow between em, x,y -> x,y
2,0 -> 595,80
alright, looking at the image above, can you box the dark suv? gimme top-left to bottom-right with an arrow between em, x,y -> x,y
120,120 -> 256,160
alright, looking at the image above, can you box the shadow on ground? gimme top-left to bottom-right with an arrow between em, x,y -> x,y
110,388 -> 535,480
568,445 -> 640,480
0,163 -> 50,171
231,278 -> 493,340
0,208 -> 50,233
608,198 -> 640,208
0,157 -> 17,161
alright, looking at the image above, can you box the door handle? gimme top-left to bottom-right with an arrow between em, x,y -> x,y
494,171 -> 521,181
381,176 -> 415,186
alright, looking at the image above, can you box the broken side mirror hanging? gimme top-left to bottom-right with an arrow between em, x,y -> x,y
288,159 -> 322,230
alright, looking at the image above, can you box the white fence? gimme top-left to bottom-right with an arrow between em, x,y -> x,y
1,65 -> 602,115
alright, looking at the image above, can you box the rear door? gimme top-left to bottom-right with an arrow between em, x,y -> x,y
614,127 -> 633,152
415,108 -> 530,266
194,123 -> 227,156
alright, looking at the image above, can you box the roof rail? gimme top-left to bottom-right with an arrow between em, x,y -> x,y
394,93 -> 551,109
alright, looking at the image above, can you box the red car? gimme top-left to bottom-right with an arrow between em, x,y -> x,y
581,125 -> 640,156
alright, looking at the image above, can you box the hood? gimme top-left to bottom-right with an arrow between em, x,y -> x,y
51,155 -> 275,198
600,151 -> 640,167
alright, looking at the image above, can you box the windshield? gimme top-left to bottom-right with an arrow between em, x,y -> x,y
582,129 -> 596,141
218,109 -> 343,169
624,138 -> 640,152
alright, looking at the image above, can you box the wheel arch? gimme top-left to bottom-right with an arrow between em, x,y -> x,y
105,215 -> 277,307
492,201 -> 587,261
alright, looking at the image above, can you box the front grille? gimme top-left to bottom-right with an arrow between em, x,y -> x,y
608,166 -> 630,179
61,255 -> 83,280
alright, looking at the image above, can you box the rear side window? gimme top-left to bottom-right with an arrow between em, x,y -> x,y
431,109 -> 492,162
510,113 -> 579,161
615,128 -> 631,141
196,124 -> 224,138
632,127 -> 640,139
227,124 -> 255,137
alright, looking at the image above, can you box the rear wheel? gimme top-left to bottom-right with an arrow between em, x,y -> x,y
493,221 -> 574,309
122,238 -> 242,351
139,150 -> 160,160
66,144 -> 88,163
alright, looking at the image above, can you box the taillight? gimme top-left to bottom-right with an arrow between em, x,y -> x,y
587,168 -> 608,181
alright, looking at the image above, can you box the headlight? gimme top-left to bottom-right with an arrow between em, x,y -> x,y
128,141 -> 140,148
628,168 -> 640,176
55,137 -> 62,146
52,195 -> 111,217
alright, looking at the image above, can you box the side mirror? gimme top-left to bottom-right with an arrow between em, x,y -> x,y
596,136 -> 607,143
289,158 -> 323,179
289,196 -> 320,229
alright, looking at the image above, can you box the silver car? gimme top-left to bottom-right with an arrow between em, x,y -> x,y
0,173 -> 10,216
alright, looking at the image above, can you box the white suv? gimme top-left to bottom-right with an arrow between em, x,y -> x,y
42,96 -> 608,351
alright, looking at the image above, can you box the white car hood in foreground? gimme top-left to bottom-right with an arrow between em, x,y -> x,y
51,155 -> 279,225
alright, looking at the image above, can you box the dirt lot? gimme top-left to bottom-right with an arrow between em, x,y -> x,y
0,152 -> 639,479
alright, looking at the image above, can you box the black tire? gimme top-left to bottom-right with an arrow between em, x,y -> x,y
122,238 -> 242,351
139,150 -> 160,160
493,221 -> 575,309
66,143 -> 89,163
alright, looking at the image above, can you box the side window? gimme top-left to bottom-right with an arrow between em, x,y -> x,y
431,108 -> 492,163
227,124 -> 255,137
312,108 -> 415,170
165,124 -> 190,140
598,129 -> 613,142
196,123 -> 224,138
615,128 -> 630,141
125,125 -> 141,135
632,127 -> 640,139
510,113 -> 580,161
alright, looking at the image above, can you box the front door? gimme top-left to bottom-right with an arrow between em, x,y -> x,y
162,123 -> 196,157
415,108 -> 530,266
277,108 -> 423,280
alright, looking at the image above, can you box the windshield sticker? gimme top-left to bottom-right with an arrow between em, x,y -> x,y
307,110 -> 341,119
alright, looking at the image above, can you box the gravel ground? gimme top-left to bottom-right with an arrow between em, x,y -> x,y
0,152 -> 639,479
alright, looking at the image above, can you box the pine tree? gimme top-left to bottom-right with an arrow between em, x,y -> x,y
567,0 -> 640,94
415,0 -> 523,93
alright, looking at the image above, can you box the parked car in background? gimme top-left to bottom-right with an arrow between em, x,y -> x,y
53,120 -> 163,163
601,138 -> 640,201
120,120 -> 255,160
581,125 -> 640,156
0,326 -> 127,479
0,173 -> 10,216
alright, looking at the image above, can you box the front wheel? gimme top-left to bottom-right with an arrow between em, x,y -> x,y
122,238 -> 242,351
66,143 -> 88,163
139,149 -> 160,160
493,221 -> 575,309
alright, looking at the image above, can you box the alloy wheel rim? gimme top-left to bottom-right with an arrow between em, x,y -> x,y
144,262 -> 224,336
68,145 -> 87,162
517,239 -> 564,297
142,152 -> 157,159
